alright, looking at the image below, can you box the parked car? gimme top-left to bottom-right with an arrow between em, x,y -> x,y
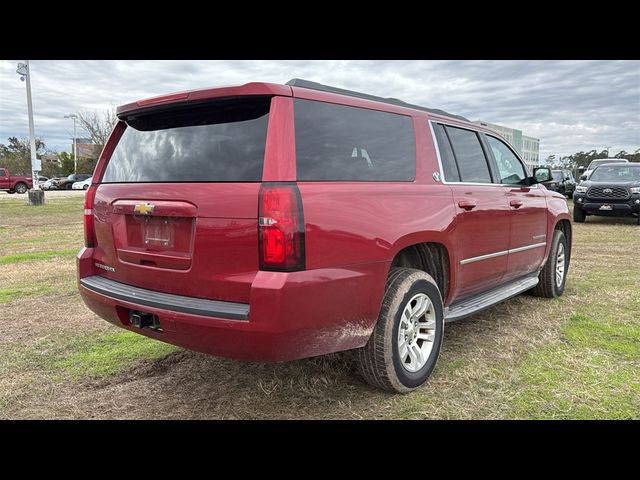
0,167 -> 33,194
581,158 -> 629,181
573,162 -> 640,224
72,176 -> 92,190
541,169 -> 576,198
57,173 -> 91,190
77,79 -> 572,393
36,176 -> 49,188
41,178 -> 59,190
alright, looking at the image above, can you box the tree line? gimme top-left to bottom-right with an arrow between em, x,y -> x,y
546,149 -> 640,169
0,109 -> 116,178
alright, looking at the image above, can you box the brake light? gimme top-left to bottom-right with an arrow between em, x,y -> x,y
84,185 -> 97,248
258,183 -> 305,271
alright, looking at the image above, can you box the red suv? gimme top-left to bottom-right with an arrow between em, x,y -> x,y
77,79 -> 572,392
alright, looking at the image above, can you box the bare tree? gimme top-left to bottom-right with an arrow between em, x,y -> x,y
77,109 -> 118,158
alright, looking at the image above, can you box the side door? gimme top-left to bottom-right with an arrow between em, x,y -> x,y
0,168 -> 9,190
483,134 -> 548,282
431,122 -> 510,302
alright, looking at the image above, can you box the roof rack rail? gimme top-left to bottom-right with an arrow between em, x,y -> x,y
285,78 -> 469,122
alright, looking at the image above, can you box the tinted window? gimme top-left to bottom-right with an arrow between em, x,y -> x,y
0,169 -> 6,176
445,126 -> 492,183
102,98 -> 270,183
486,135 -> 526,185
433,123 -> 460,182
294,99 -> 415,181
552,171 -> 564,181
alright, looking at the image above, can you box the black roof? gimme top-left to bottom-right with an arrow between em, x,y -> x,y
286,78 -> 469,122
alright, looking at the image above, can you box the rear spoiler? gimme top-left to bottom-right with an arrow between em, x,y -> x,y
116,82 -> 291,119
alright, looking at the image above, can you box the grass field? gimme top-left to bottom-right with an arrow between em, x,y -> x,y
1,193 -> 638,419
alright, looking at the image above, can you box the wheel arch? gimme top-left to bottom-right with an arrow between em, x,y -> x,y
388,234 -> 453,304
554,218 -> 572,268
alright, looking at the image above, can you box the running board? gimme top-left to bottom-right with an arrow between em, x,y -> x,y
444,273 -> 539,323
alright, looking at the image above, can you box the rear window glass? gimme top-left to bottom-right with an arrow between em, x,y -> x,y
294,99 -> 416,181
102,97 -> 270,183
445,126 -> 492,183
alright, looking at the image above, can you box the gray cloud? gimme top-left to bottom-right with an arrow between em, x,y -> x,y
1,60 -> 638,159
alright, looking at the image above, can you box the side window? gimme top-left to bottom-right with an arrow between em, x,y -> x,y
485,135 -> 527,185
432,123 -> 460,182
294,99 -> 416,181
0,169 -> 6,177
445,126 -> 492,183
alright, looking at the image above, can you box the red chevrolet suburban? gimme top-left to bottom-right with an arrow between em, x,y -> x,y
77,79 -> 572,392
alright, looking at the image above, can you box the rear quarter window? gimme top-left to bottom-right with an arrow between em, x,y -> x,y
102,97 -> 270,183
294,99 -> 416,181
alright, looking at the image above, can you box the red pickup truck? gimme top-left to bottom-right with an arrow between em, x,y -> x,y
0,168 -> 33,194
77,79 -> 572,392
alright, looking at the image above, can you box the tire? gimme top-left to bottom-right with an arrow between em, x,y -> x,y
531,230 -> 568,298
65,183 -> 72,190
356,268 -> 444,393
7,190 -> 15,194
573,205 -> 586,223
567,190 -> 573,199
14,182 -> 27,194
83,184 -> 88,190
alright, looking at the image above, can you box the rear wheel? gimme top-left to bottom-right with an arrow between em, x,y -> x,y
573,205 -> 586,223
356,268 -> 444,393
567,190 -> 573,199
65,183 -> 72,190
531,230 -> 568,298
83,184 -> 88,190
15,182 -> 27,194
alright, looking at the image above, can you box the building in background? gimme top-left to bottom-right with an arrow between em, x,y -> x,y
72,138 -> 96,159
474,121 -> 540,167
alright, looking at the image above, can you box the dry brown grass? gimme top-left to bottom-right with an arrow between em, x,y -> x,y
1,196 -> 638,419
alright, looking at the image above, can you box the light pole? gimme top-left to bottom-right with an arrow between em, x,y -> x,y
65,114 -> 78,174
16,61 -> 40,193
604,146 -> 612,158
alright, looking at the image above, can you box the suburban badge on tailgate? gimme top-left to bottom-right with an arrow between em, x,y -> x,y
94,262 -> 116,273
134,203 -> 155,215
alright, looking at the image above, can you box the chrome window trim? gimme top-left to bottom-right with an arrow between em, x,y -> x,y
428,119 -> 539,189
460,242 -> 547,265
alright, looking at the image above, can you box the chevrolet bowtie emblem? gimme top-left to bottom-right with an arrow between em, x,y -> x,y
134,203 -> 155,215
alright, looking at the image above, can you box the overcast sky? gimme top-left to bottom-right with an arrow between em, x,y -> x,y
1,60 -> 638,159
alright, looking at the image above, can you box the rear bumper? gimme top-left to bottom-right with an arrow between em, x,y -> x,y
77,248 -> 387,362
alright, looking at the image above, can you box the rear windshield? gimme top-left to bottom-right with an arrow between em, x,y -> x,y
552,171 -> 563,181
102,97 -> 270,183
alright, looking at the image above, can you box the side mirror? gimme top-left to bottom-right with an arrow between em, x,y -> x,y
533,167 -> 552,183
580,174 -> 587,181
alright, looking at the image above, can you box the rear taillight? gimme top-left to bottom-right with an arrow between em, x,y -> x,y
84,185 -> 97,248
258,183 -> 305,271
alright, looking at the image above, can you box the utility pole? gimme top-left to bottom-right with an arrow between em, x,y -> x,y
65,114 -> 78,174
16,61 -> 44,205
